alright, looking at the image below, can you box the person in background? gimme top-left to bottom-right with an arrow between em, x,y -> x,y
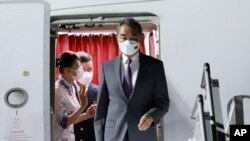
55,51 -> 95,141
74,51 -> 98,141
94,18 -> 170,141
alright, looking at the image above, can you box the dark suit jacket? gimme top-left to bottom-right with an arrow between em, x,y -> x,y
94,52 -> 170,141
74,83 -> 98,141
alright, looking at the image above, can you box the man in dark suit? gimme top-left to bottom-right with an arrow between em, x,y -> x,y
94,18 -> 170,141
74,51 -> 98,141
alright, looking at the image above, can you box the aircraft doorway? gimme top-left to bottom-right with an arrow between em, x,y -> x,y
50,13 -> 163,141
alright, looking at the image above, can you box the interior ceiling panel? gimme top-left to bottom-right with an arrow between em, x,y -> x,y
46,0 -> 162,11
51,13 -> 158,33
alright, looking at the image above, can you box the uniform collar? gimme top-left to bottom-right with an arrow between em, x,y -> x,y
59,75 -> 73,96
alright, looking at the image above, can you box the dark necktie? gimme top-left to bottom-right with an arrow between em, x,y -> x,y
123,59 -> 132,99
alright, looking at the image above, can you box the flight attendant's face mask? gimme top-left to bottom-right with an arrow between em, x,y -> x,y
71,66 -> 84,81
118,40 -> 140,56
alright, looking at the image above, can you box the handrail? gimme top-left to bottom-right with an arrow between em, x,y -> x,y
191,94 -> 207,141
200,63 -> 218,141
225,95 -> 250,134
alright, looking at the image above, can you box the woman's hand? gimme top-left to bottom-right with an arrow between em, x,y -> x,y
85,103 -> 97,119
76,81 -> 88,108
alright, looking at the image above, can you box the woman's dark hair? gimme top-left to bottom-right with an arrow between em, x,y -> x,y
56,51 -> 79,74
116,18 -> 143,35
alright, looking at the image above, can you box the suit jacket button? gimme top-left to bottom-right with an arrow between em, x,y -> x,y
80,127 -> 84,131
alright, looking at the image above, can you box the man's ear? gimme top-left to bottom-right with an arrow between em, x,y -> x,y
116,34 -> 119,42
138,34 -> 143,43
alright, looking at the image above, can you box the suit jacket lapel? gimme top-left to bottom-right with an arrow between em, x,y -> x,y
114,55 -> 129,102
128,53 -> 147,101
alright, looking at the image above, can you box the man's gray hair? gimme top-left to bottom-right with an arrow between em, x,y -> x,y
116,18 -> 142,35
76,51 -> 92,63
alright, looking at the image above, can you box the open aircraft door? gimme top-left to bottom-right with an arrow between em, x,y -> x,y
0,1 -> 51,141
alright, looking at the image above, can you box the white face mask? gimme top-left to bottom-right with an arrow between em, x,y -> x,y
77,71 -> 93,85
72,66 -> 84,80
119,40 -> 140,56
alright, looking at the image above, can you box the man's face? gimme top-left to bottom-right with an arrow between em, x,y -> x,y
81,61 -> 93,73
117,24 -> 142,43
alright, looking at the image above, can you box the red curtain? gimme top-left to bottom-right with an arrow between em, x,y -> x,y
56,33 -> 145,85
149,31 -> 155,58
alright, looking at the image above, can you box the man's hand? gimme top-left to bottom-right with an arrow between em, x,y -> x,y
138,113 -> 153,131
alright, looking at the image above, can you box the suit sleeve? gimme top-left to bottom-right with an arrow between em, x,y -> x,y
147,61 -> 170,125
94,64 -> 109,141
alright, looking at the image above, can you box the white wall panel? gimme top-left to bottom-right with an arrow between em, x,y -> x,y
0,1 -> 50,141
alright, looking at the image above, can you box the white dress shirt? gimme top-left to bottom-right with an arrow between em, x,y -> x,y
121,52 -> 140,89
